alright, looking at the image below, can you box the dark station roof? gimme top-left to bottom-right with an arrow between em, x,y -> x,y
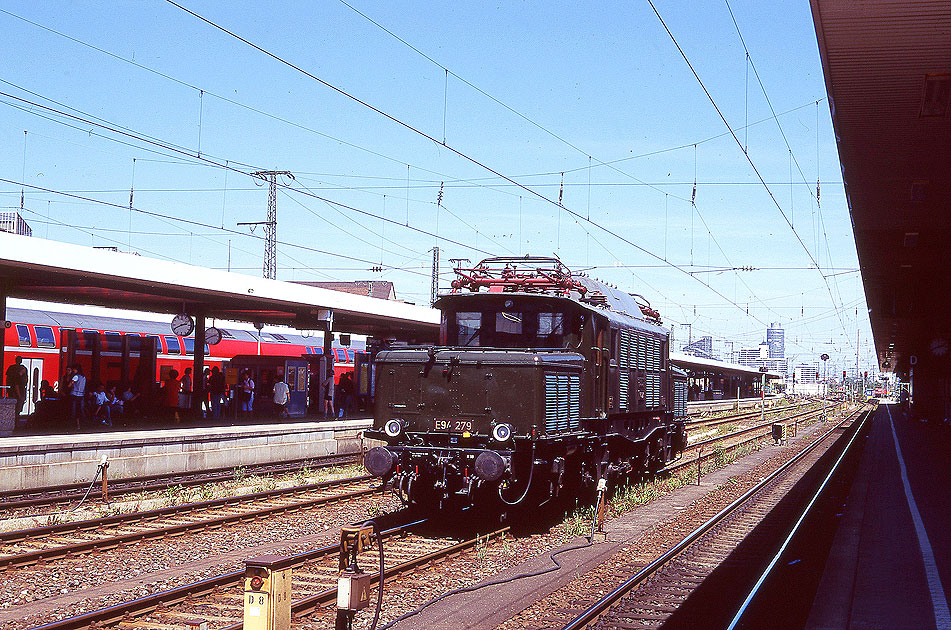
0,232 -> 438,340
810,0 -> 951,376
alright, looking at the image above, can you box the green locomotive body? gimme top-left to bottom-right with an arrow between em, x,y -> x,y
364,257 -> 687,510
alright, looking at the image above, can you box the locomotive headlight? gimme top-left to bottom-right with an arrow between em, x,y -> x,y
492,423 -> 513,442
384,418 -> 404,438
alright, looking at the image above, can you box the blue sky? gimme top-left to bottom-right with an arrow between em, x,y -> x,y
0,1 -> 874,375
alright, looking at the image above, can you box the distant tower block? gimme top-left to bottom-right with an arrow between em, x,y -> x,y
767,322 -> 785,359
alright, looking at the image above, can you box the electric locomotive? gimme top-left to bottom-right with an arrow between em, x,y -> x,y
364,257 -> 687,510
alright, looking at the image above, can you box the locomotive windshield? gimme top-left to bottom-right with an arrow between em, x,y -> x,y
444,300 -> 582,349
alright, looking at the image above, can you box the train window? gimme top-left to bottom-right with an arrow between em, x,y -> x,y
104,332 -> 122,352
536,313 -> 565,348
82,330 -> 99,351
144,335 -> 162,353
496,312 -> 523,336
182,337 -> 211,355
35,326 -> 56,348
305,346 -> 313,354
164,336 -> 181,354
455,311 -> 481,346
15,324 -> 31,347
311,347 -> 323,355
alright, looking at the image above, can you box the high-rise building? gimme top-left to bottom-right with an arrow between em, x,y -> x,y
767,322 -> 785,359
0,211 -> 31,237
795,363 -> 820,384
683,335 -> 714,358
737,343 -> 770,369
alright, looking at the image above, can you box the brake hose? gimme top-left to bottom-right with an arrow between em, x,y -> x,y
377,478 -> 606,629
498,440 -> 536,506
365,519 -> 384,630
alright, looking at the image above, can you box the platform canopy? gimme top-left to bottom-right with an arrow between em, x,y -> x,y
0,232 -> 438,340
670,352 -> 783,380
811,0 -> 951,377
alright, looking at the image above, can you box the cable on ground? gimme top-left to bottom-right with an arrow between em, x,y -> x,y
376,482 -> 607,629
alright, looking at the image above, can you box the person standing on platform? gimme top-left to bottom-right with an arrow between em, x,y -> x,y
201,367 -> 212,417
91,383 -> 112,427
321,368 -> 335,418
163,369 -> 181,422
68,364 -> 86,429
272,376 -> 290,419
179,367 -> 193,412
5,356 -> 28,417
239,370 -> 255,419
337,371 -> 353,418
209,366 -> 225,420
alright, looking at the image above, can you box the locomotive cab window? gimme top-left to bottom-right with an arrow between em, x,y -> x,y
447,302 -> 576,349
454,311 -> 482,346
537,312 -> 565,347
495,311 -> 523,339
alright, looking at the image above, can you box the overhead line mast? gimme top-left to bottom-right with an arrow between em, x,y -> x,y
238,170 -> 293,279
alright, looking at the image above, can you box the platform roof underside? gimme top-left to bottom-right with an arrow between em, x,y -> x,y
811,0 -> 951,375
0,233 -> 438,340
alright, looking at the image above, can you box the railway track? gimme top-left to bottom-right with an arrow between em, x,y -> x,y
29,518 -> 508,630
684,400 -> 815,434
558,405 -> 871,629
0,453 -> 362,513
0,475 -> 383,570
670,403 -> 842,477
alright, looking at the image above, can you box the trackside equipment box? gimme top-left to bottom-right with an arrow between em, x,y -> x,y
244,555 -> 293,630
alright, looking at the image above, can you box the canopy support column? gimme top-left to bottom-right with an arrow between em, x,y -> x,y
193,311 -> 206,418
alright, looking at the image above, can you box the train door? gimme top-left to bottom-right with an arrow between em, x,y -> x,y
22,358 -> 43,416
282,358 -> 308,417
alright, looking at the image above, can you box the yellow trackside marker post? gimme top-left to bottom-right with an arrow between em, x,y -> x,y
243,555 -> 293,630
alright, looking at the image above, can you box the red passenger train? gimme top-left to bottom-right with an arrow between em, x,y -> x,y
2,303 -> 365,415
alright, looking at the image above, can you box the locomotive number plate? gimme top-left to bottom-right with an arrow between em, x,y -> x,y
434,419 -> 473,432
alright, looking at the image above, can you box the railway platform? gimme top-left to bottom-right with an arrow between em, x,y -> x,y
0,416 -> 371,492
807,403 -> 951,630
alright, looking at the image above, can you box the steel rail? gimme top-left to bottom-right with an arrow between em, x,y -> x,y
0,453 -> 362,510
560,406 -> 869,630
726,408 -> 872,629
0,476 -> 380,569
688,406 -> 828,451
28,518 -> 427,630
658,407 -> 830,477
220,527 -> 511,629
685,400 -> 813,431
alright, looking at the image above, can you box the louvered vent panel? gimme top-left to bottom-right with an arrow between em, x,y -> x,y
620,329 -> 631,369
648,336 -> 660,371
646,373 -> 661,407
674,379 -> 687,417
568,374 -> 580,430
619,370 -> 629,410
546,373 -> 580,432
